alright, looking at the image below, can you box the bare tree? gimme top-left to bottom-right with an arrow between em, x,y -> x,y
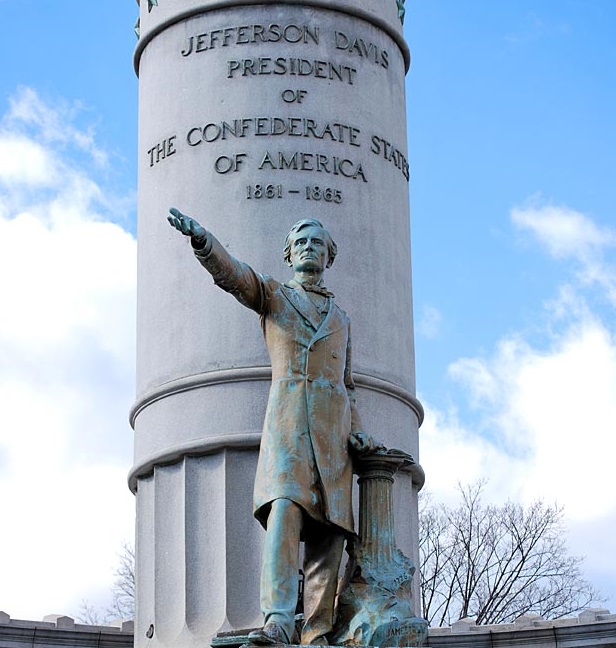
108,541 -> 135,619
77,599 -> 109,625
76,542 -> 135,624
419,482 -> 602,627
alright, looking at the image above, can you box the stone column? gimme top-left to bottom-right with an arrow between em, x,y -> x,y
130,0 -> 424,647
358,454 -> 409,570
331,451 -> 427,646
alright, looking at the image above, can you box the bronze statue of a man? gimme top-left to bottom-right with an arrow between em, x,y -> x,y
167,208 -> 377,646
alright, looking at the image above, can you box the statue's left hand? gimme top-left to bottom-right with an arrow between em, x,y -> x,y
349,430 -> 385,456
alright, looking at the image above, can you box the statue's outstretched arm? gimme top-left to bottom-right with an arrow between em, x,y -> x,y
167,207 -> 267,313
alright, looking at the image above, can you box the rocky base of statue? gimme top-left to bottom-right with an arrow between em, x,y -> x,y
328,541 -> 428,647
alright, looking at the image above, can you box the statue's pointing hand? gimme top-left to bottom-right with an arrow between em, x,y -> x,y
167,207 -> 208,247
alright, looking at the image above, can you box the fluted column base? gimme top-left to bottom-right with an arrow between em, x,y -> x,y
134,450 -> 263,648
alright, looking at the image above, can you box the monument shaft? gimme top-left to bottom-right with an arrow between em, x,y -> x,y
130,0 -> 423,646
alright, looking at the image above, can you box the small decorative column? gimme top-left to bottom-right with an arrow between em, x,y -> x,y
330,450 -> 428,647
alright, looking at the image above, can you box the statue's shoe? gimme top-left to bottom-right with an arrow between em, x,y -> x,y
248,622 -> 290,645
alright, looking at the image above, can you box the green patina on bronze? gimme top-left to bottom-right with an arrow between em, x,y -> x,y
168,208 -> 383,645
168,210 -> 425,645
331,450 -> 428,646
134,0 -> 158,38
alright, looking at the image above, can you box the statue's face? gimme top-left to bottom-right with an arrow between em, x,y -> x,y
289,225 -> 328,274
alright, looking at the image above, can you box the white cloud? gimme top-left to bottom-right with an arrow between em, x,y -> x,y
442,314 -> 616,519
416,304 -> 442,339
0,136 -> 57,187
3,86 -> 108,166
421,201 -> 616,609
0,211 -> 135,354
418,400 -> 527,506
512,202 -> 616,304
0,88 -> 136,620
512,203 -> 616,261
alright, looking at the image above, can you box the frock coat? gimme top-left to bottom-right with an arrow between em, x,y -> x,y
194,235 -> 361,535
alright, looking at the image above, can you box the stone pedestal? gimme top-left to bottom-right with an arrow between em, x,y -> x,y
130,1 -> 424,647
330,451 -> 428,647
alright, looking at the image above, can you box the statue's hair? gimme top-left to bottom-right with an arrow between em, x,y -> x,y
283,219 -> 337,268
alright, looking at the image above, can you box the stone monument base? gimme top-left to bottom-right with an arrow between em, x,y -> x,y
235,644 -> 427,648
212,632 -> 428,648
212,621 -> 428,648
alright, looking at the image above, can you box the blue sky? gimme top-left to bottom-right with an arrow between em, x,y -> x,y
0,0 -> 614,624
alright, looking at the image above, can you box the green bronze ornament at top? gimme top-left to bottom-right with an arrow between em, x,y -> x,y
134,0 -> 158,39
135,0 -> 159,11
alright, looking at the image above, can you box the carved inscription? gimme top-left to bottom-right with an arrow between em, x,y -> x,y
186,118 -> 360,146
181,23 -> 319,56
390,571 -> 412,589
146,122 -> 409,184
370,135 -> 409,180
214,154 -> 247,173
282,89 -> 308,103
144,21 -> 410,195
258,151 -> 366,182
180,24 -> 391,69
180,23 -> 389,84
334,31 -> 389,68
148,136 -> 177,167
227,58 -> 357,84
246,184 -> 343,203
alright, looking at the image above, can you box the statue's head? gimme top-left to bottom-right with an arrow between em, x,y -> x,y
283,219 -> 338,270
